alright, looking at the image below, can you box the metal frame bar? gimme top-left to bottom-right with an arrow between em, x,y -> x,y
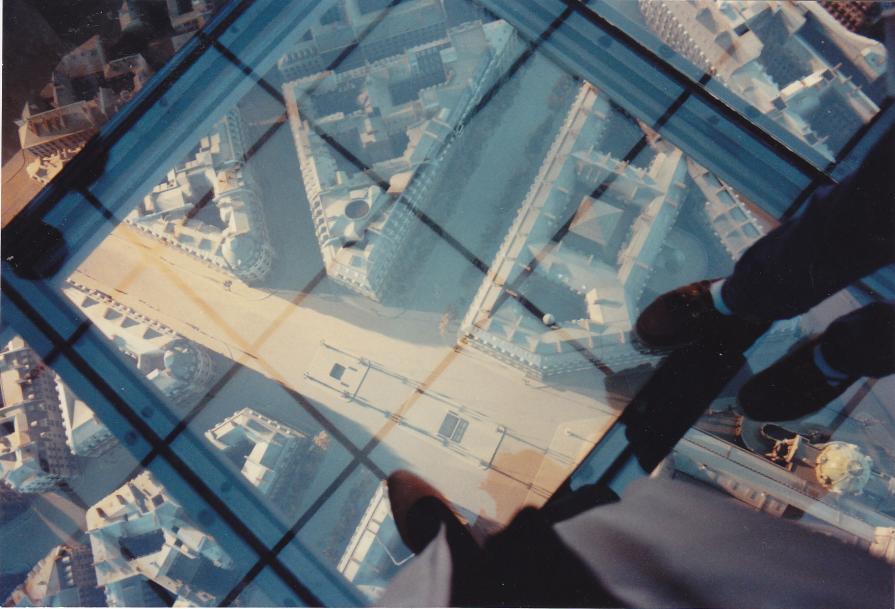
2,0 -> 893,605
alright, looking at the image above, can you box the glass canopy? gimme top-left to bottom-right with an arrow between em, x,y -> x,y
1,0 -> 892,606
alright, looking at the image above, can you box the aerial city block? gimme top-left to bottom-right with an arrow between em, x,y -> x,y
1,0 -> 893,605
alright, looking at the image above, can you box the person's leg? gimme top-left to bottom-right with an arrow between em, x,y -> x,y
721,123 -> 895,320
387,471 -> 621,607
740,301 -> 895,421
453,507 -> 621,608
387,470 -> 487,606
636,123 -> 895,350
539,482 -> 620,524
387,470 -> 479,558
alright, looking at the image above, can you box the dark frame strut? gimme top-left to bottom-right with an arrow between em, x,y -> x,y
2,0 -> 892,606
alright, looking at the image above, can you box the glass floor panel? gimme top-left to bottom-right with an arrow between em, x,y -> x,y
231,567 -> 309,607
58,0 -> 782,547
592,0 -> 890,165
0,335 -> 259,606
682,288 -> 895,558
1,0 -> 891,606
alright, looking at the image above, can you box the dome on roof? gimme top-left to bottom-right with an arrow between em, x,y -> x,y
163,340 -> 200,382
815,441 -> 872,495
345,198 -> 371,219
221,234 -> 259,269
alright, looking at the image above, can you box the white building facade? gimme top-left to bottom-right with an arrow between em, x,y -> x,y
0,338 -> 78,493
287,13 -> 518,300
64,282 -> 216,407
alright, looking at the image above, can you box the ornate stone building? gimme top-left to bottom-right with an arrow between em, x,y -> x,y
0,338 -> 78,493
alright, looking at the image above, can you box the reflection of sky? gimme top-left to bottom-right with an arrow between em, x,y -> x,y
7,1 -> 893,605
191,366 -> 357,523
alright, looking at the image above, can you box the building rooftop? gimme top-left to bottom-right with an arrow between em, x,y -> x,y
62,282 -> 216,407
336,482 -> 409,601
87,470 -> 234,606
205,407 -> 328,514
0,338 -> 78,493
287,17 -> 518,299
3,544 -> 105,607
1,0 -> 892,606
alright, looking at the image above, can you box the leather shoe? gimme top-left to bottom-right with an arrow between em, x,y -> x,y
387,470 -> 461,554
634,279 -> 769,352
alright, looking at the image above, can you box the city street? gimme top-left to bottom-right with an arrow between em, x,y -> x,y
4,1 -> 895,604
67,50 -> 623,527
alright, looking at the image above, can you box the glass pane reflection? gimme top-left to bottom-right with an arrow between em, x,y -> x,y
595,0 -> 888,162
57,0 -> 794,598
7,0 -> 891,605
0,336 -> 256,606
680,291 -> 895,565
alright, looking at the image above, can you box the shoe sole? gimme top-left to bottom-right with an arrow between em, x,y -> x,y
629,329 -> 685,356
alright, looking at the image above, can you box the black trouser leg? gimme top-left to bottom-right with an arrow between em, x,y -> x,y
819,300 -> 895,378
451,507 -> 622,608
404,496 -> 480,563
722,123 -> 895,321
404,488 -> 621,607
